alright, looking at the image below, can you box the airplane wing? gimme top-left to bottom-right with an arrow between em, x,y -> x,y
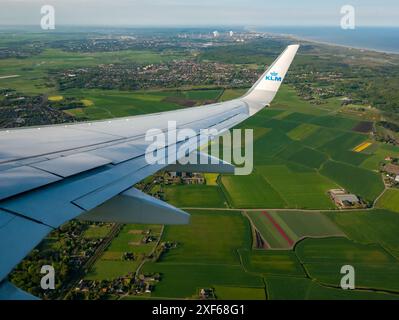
0,44 -> 299,298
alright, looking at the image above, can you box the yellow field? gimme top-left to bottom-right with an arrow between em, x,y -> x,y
353,141 -> 372,153
48,95 -> 63,102
65,108 -> 84,116
81,99 -> 94,107
204,173 -> 219,186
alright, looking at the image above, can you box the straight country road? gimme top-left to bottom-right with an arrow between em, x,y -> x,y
0,75 -> 20,79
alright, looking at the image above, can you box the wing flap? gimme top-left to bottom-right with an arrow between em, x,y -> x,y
30,153 -> 112,178
88,142 -> 146,164
0,166 -> 62,201
79,187 -> 190,225
0,156 -> 149,227
72,163 -> 165,211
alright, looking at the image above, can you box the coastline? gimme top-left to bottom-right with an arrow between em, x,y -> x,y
292,35 -> 399,56
259,30 -> 399,56
0,25 -> 398,56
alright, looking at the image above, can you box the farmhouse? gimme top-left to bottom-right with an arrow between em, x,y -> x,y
329,189 -> 363,209
182,173 -> 205,185
164,171 -> 205,185
383,164 -> 399,176
199,288 -> 215,300
334,194 -> 361,207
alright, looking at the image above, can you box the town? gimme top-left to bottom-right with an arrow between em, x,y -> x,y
56,60 -> 259,91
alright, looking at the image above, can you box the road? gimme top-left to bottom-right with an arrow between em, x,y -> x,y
134,225 -> 165,279
0,75 -> 20,80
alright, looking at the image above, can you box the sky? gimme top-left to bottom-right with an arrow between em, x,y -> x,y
0,0 -> 398,27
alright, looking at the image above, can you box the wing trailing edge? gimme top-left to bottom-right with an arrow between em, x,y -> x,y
78,187 -> 190,225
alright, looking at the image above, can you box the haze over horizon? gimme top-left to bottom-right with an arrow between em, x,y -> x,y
0,0 -> 398,27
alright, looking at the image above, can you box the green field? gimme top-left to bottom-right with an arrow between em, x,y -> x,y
164,185 -> 227,208
63,89 -> 183,119
107,224 -> 162,253
246,211 -> 345,249
256,165 -> 338,209
302,127 -> 342,149
251,129 -> 294,160
239,249 -> 304,276
83,224 -> 112,239
271,86 -> 327,116
280,146 -> 328,170
160,210 -> 251,264
287,123 -> 320,141
221,174 -> 287,209
214,286 -> 266,300
180,89 -> 223,101
318,132 -> 370,166
85,260 -> 140,281
310,115 -> 360,131
296,237 -> 399,293
265,275 -> 399,300
276,211 -> 344,238
62,88 -> 226,120
247,211 -> 295,249
219,88 -> 248,101
327,209 -> 399,256
143,263 -> 263,298
376,189 -> 399,213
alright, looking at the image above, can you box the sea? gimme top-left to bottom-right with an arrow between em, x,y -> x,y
1,25 -> 398,54
255,27 -> 399,54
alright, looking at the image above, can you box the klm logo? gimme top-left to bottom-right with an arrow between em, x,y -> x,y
265,72 -> 282,82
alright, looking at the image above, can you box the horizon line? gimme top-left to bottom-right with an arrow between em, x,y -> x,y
1,24 -> 399,28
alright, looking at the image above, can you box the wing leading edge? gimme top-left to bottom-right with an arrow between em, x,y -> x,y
0,44 -> 299,298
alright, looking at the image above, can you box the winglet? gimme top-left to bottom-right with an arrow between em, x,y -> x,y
242,44 -> 300,114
